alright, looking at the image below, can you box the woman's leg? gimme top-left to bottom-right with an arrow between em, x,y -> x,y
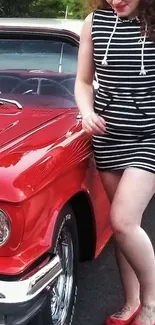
100,171 -> 140,319
114,245 -> 140,317
110,167 -> 155,325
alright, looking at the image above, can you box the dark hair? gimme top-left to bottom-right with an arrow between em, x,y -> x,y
89,0 -> 155,41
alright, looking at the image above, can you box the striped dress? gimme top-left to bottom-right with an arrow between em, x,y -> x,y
92,8 -> 155,173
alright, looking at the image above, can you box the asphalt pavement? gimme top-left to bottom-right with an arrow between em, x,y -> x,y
73,195 -> 155,325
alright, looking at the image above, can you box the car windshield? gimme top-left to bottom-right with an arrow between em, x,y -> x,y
0,37 -> 78,108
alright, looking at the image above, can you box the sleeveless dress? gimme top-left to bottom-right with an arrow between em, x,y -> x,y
92,8 -> 155,173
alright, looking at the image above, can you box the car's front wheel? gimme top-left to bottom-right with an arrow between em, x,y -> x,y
32,205 -> 79,325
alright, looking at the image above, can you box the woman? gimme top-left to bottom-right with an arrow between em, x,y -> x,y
75,1 -> 155,325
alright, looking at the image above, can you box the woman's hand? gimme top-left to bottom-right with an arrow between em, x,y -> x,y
82,112 -> 106,135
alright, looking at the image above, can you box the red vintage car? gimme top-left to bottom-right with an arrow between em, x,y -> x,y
0,18 -> 112,325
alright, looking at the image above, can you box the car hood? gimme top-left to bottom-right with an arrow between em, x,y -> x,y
0,104 -> 89,202
0,105 -> 70,149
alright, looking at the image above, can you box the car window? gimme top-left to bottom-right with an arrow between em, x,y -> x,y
0,38 -> 78,108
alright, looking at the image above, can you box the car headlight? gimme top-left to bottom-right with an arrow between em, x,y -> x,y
0,209 -> 11,246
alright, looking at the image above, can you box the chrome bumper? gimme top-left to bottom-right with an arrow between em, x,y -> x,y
0,255 -> 62,304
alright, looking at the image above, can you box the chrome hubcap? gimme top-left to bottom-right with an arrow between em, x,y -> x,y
51,226 -> 74,325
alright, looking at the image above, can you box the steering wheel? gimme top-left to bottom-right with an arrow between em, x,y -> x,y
60,77 -> 76,96
0,75 -> 22,93
11,77 -> 74,101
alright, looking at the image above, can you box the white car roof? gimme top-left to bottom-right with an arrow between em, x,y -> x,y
0,18 -> 84,36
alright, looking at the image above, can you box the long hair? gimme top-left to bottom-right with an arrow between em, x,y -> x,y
89,0 -> 155,41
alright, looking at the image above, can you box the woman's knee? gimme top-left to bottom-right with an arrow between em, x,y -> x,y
110,205 -> 138,235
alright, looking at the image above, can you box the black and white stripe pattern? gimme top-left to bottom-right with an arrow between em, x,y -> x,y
92,8 -> 155,173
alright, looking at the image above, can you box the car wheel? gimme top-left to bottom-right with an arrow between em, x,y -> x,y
32,205 -> 79,325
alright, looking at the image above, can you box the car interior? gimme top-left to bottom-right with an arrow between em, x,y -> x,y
0,36 -> 78,107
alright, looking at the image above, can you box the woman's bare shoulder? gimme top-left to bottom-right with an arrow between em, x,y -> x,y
81,12 -> 94,36
80,12 -> 94,38
85,12 -> 93,23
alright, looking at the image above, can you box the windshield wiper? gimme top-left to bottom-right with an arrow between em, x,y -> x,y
0,98 -> 22,109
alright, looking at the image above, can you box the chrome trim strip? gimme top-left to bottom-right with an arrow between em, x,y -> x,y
0,98 -> 22,109
0,256 -> 62,304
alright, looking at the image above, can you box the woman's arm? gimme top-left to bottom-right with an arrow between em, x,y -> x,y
75,13 -> 106,135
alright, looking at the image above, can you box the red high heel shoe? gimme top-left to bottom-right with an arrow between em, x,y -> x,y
105,305 -> 141,325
